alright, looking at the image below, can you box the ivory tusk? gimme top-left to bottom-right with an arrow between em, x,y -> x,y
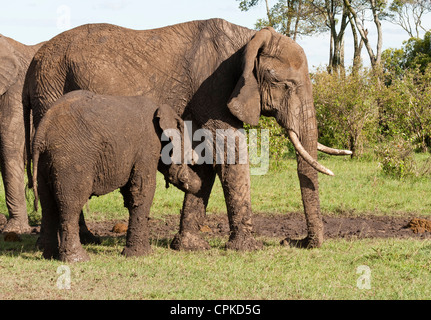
288,130 -> 335,176
317,143 -> 353,156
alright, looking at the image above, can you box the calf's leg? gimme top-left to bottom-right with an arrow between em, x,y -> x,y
121,165 -> 157,257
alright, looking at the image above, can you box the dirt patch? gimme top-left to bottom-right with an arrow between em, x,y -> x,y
406,218 -> 431,234
86,213 -> 431,242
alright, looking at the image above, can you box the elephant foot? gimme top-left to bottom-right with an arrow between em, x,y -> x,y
170,232 -> 210,251
121,245 -> 152,257
2,218 -> 31,234
225,233 -> 263,251
42,246 -> 59,260
59,247 -> 90,263
36,234 -> 58,252
79,228 -> 101,245
36,235 -> 45,250
280,236 -> 323,249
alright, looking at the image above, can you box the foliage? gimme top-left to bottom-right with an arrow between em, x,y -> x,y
402,31 -> 431,72
380,64 -> 431,152
244,116 -> 293,162
312,66 -> 380,157
374,136 -> 416,179
237,0 -> 326,39
382,31 -> 431,76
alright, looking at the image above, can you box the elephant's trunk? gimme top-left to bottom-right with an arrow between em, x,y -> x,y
279,99 -> 324,247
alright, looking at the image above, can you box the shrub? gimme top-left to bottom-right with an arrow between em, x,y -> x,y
380,65 -> 431,152
244,116 -> 294,162
312,67 -> 380,158
374,137 -> 416,179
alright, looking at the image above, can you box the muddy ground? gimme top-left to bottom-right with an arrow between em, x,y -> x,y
2,212 -> 431,243
88,213 -> 431,243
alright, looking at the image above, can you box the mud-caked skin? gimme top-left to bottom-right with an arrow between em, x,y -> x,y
32,90 -> 201,262
0,35 -> 43,234
25,19 -> 351,251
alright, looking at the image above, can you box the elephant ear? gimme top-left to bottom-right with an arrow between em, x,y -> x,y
0,36 -> 20,96
227,28 -> 273,126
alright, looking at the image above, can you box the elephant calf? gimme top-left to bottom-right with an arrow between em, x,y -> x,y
32,90 -> 201,262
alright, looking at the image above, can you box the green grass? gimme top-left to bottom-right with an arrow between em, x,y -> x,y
82,154 -> 431,221
1,235 -> 430,299
2,155 -> 431,300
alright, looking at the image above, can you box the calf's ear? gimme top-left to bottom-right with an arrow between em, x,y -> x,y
227,28 -> 273,126
155,104 -> 183,132
0,36 -> 20,96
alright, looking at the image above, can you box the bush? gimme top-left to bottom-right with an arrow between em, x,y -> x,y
244,116 -> 294,162
312,67 -> 380,158
380,65 -> 431,152
374,137 -> 416,179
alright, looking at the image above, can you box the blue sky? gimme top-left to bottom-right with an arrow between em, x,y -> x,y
1,0 -> 430,70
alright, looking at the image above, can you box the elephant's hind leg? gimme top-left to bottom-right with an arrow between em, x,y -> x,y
57,200 -> 91,263
170,164 -> 215,251
37,173 -> 60,259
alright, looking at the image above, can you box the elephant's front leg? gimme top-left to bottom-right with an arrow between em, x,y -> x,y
217,163 -> 263,251
289,160 -> 323,248
78,210 -> 100,245
122,202 -> 153,257
121,167 -> 156,257
170,164 -> 215,251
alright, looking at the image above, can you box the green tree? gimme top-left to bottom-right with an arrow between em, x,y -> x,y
403,31 -> 431,72
382,31 -> 431,77
237,0 -> 326,40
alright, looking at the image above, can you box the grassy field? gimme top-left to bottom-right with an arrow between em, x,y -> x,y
1,155 -> 431,300
83,154 -> 431,221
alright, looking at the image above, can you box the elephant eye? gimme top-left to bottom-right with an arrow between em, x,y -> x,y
274,80 -> 293,89
263,69 -> 278,82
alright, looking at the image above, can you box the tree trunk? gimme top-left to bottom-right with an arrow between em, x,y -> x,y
349,11 -> 364,72
344,0 -> 383,70
326,1 -> 349,74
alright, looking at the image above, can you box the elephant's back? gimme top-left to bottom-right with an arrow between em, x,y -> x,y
49,90 -> 156,132
39,90 -> 157,177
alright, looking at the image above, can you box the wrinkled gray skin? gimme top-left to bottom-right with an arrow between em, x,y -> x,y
24,19 -> 350,250
32,90 -> 202,262
0,35 -> 43,233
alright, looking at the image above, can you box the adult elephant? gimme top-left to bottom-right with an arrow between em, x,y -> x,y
0,35 -> 44,233
24,19 -> 350,250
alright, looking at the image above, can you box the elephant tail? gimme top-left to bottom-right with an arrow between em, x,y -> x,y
31,139 -> 41,212
22,60 -> 35,190
31,116 -> 49,212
